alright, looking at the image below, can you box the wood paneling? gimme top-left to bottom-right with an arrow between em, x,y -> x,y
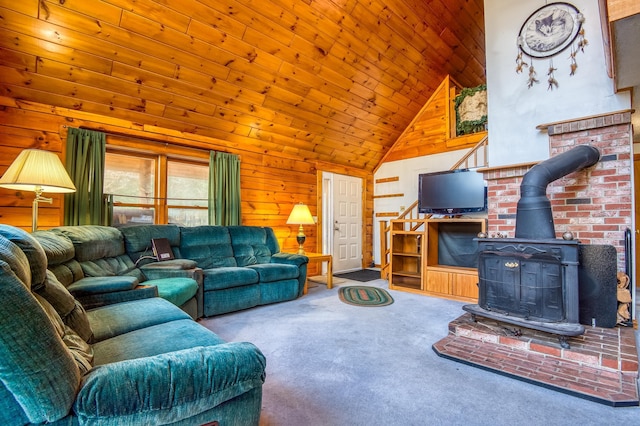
379,76 -> 487,164
0,0 -> 485,172
0,96 -> 374,266
0,0 -> 486,270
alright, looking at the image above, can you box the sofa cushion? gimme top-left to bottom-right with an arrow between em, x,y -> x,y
248,263 -> 299,283
203,267 -> 259,291
48,259 -> 84,287
35,293 -> 94,375
120,224 -> 183,264
67,276 -> 139,295
36,270 -> 93,342
91,319 -> 226,365
50,225 -> 146,283
147,277 -> 199,308
75,343 -> 265,424
32,230 -> 75,266
180,226 -> 237,269
80,255 -> 144,282
227,226 -> 275,266
0,238 -> 80,424
88,298 -> 192,343
52,226 -> 124,262
0,224 -> 48,289
203,285 -> 261,316
259,279 -> 299,305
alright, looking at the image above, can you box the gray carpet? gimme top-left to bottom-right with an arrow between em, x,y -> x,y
201,279 -> 640,426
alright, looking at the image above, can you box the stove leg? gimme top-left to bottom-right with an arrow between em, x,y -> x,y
558,336 -> 570,349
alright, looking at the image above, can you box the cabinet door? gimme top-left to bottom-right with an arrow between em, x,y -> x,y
452,272 -> 479,299
426,270 -> 451,294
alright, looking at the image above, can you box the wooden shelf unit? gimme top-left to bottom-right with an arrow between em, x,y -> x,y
389,219 -> 426,292
389,217 -> 486,302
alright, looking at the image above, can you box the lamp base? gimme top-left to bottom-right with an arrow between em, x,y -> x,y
296,225 -> 306,255
32,187 -> 53,232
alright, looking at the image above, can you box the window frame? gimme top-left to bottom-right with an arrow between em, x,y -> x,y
104,142 -> 209,226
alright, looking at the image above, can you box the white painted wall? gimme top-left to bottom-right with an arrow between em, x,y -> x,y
372,1 -> 633,264
484,0 -> 631,166
372,149 -> 480,264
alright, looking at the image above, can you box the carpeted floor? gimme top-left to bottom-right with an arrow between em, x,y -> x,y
200,279 -> 640,426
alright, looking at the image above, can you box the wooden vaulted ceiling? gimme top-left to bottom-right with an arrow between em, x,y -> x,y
0,0 -> 485,172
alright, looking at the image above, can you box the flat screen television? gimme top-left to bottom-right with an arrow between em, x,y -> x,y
418,169 -> 487,215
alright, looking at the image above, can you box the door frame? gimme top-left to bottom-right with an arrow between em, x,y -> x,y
316,168 -> 368,271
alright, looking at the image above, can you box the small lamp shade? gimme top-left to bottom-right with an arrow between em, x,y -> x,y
0,149 -> 76,193
286,203 -> 315,225
286,203 -> 315,255
0,149 -> 76,231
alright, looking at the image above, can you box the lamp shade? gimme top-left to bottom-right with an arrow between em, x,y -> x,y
0,149 -> 76,193
286,203 -> 315,225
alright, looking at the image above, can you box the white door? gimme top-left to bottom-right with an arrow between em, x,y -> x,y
331,173 -> 362,273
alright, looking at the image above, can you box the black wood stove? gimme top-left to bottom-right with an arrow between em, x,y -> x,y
463,145 -> 600,347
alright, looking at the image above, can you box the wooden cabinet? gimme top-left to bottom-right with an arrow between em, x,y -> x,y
389,217 -> 485,302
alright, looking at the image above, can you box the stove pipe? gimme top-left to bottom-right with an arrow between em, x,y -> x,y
515,145 -> 600,240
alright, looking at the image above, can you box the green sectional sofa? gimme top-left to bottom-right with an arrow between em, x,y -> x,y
0,224 -> 266,425
28,223 -> 308,319
32,225 -> 202,319
120,224 -> 309,317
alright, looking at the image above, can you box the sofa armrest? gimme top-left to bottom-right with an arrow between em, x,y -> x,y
271,253 -> 308,297
270,252 -> 309,267
140,259 -> 198,271
67,276 -> 139,295
75,343 -> 266,424
67,276 -> 157,310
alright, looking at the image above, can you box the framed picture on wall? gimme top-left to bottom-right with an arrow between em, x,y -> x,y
518,2 -> 583,58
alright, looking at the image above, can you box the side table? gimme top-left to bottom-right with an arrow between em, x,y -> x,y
302,252 -> 333,294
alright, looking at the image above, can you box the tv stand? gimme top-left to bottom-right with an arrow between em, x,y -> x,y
389,217 -> 486,302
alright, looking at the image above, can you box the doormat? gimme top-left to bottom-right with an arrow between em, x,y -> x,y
338,286 -> 394,307
334,269 -> 381,282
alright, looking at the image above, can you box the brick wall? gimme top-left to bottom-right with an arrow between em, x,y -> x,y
482,111 -> 633,270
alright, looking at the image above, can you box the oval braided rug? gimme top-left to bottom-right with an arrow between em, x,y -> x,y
338,286 -> 394,307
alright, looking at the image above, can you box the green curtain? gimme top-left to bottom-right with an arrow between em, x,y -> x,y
63,128 -> 108,226
208,151 -> 241,225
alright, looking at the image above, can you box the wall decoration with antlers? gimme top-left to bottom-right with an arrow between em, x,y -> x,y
515,2 -> 587,90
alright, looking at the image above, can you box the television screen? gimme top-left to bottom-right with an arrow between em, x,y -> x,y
418,169 -> 487,215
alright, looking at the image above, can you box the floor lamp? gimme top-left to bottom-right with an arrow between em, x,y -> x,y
0,149 -> 76,232
286,203 -> 315,255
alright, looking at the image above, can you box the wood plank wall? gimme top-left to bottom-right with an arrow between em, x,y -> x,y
0,0 -> 485,173
0,96 -> 373,270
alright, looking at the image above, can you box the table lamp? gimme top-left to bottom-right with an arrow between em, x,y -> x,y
286,203 -> 315,254
0,149 -> 76,232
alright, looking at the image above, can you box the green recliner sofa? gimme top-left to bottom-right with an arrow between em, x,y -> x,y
0,224 -> 266,425
120,224 -> 309,317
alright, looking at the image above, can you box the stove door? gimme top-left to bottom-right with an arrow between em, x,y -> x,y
478,251 -> 521,314
478,251 -> 564,321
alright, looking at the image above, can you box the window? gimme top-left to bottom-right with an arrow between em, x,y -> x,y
167,160 -> 209,226
104,151 -> 208,226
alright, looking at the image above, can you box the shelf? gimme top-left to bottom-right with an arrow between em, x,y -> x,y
389,217 -> 485,302
392,270 -> 421,278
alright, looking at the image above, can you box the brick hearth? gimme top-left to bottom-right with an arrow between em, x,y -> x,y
433,313 -> 639,407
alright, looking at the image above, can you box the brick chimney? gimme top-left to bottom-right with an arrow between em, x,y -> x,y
481,110 -> 633,270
